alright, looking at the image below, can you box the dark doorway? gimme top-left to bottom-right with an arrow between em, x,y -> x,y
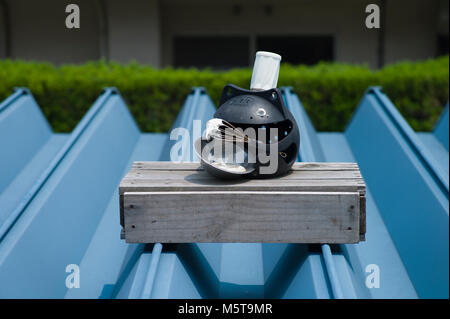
437,34 -> 449,56
256,35 -> 334,65
174,36 -> 249,69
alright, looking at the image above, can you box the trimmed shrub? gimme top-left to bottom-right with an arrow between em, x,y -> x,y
0,56 -> 448,132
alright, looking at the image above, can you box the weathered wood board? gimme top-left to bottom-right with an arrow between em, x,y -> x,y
119,161 -> 366,243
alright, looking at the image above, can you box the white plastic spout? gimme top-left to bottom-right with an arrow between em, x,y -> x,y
250,51 -> 282,90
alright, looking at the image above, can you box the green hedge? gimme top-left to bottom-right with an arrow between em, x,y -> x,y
0,56 -> 448,132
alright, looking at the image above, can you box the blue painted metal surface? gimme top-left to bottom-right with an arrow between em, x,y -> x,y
0,85 -> 448,299
0,88 -> 65,233
346,88 -> 448,298
0,88 -> 51,194
434,103 -> 449,151
283,87 -> 347,299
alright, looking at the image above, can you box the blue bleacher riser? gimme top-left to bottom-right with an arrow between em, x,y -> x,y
0,88 -> 52,193
64,130 -> 170,299
346,87 -> 449,298
284,87 -> 363,299
115,88 -> 216,298
282,87 -> 325,162
0,86 -> 447,299
0,88 -> 140,298
0,89 -> 62,231
149,88 -> 216,299
0,87 -> 334,299
282,87 -> 418,299
434,103 -> 449,151
119,87 -> 428,299
282,87 -> 361,298
159,87 -> 216,162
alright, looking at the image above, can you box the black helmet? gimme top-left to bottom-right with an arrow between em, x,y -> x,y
195,51 -> 300,179
195,84 -> 300,179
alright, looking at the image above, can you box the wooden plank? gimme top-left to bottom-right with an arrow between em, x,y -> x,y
123,191 -> 360,243
131,161 -> 202,171
131,161 -> 360,171
120,183 -> 365,196
124,169 -> 363,180
119,161 -> 367,243
120,177 -> 365,195
120,163 -> 365,195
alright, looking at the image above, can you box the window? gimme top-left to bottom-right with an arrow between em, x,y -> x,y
437,34 -> 449,56
174,36 -> 249,69
256,35 -> 334,65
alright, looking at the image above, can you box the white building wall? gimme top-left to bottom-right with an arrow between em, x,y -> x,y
384,0 -> 443,64
0,2 -> 7,58
107,0 -> 160,66
4,0 -> 100,64
0,0 -> 447,67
